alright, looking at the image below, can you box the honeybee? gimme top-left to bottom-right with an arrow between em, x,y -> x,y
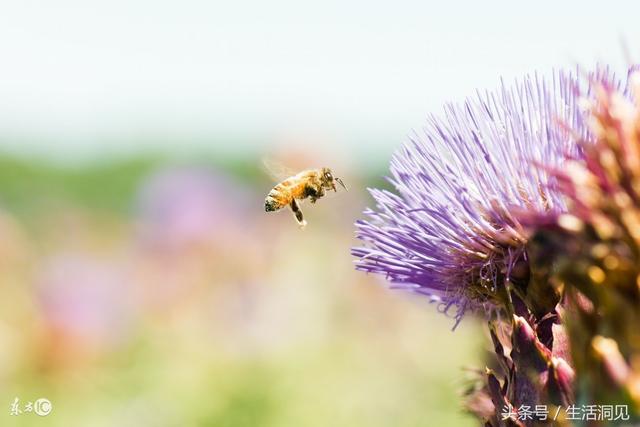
264,163 -> 347,228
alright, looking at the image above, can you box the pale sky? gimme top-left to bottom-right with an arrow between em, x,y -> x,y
0,0 -> 638,160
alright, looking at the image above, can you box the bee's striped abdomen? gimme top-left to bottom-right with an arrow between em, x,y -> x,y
264,180 -> 294,212
264,194 -> 279,211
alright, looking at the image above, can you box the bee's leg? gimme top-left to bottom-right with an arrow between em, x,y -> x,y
290,199 -> 307,227
307,185 -> 324,204
306,185 -> 318,204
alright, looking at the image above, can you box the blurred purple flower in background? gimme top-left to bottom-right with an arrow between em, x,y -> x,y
352,71 -> 589,324
133,166 -> 265,313
135,167 -> 252,251
36,252 -> 133,354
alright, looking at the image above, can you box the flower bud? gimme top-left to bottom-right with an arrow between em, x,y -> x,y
511,316 -> 551,373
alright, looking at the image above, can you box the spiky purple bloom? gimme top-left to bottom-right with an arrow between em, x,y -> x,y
353,70 -> 592,324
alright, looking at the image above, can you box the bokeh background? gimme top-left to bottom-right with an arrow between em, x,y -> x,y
0,1 -> 639,426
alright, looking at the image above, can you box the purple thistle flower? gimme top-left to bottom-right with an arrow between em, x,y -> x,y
353,70 -> 593,325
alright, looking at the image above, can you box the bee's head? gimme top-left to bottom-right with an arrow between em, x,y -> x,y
321,167 -> 347,192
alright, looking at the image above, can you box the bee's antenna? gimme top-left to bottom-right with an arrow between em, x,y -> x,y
335,177 -> 348,191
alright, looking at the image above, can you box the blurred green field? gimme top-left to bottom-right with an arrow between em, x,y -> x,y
0,152 -> 483,427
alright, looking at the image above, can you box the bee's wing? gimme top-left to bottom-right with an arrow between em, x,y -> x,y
261,157 -> 297,182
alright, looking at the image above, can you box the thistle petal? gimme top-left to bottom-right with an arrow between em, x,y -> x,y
353,69 -> 595,323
